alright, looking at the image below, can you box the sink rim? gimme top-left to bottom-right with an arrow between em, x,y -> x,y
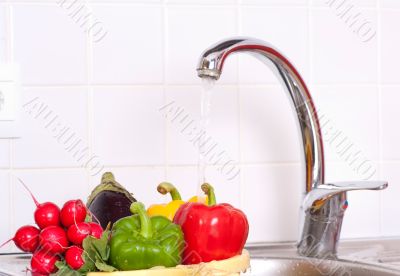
246,238 -> 400,274
250,255 -> 400,274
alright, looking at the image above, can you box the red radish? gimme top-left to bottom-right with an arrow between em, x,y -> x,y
30,272 -> 47,276
89,223 -> 103,239
19,179 -> 60,229
67,222 -> 91,246
60,200 -> 87,228
31,249 -> 60,275
39,226 -> 69,254
65,246 -> 84,270
14,225 -> 40,253
34,202 -> 61,229
0,225 -> 40,253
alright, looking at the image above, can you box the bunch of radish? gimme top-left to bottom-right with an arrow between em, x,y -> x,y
1,185 -> 103,276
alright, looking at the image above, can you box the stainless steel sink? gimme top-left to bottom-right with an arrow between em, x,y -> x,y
248,257 -> 399,276
246,238 -> 400,275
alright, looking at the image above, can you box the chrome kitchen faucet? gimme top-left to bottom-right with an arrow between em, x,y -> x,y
196,37 -> 388,259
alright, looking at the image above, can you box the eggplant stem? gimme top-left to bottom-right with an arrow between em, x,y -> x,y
101,172 -> 115,183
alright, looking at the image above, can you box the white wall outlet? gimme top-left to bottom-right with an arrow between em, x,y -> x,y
0,64 -> 21,138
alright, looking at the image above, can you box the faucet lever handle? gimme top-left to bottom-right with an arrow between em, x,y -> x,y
320,181 -> 388,192
303,181 -> 388,212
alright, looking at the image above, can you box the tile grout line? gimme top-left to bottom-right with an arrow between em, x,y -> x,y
5,2 -> 311,9
4,2 -> 12,63
7,161 -> 306,170
163,0 -> 169,180
10,160 -> 400,172
7,1 -> 15,251
308,0 -> 314,89
87,0 -> 95,189
17,82 -> 399,89
376,0 -> 383,237
237,0 -> 245,210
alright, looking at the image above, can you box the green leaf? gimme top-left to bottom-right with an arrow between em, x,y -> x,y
84,213 -> 93,223
79,237 -> 98,273
79,230 -> 112,273
90,231 -> 110,261
51,261 -> 82,276
51,231 -> 115,275
95,262 -> 118,272
54,261 -> 68,270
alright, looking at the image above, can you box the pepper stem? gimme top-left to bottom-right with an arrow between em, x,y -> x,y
201,183 -> 217,206
130,202 -> 152,239
157,182 -> 182,201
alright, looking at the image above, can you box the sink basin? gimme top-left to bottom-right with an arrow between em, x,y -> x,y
248,257 -> 399,276
246,238 -> 400,276
1,239 -> 400,275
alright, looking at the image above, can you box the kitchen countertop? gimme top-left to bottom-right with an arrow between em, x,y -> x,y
1,238 -> 400,275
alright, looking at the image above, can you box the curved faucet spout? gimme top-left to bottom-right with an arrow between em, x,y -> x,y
197,37 -> 344,258
197,37 -> 325,193
197,37 -> 388,258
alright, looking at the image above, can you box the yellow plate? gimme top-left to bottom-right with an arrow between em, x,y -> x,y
88,250 -> 250,276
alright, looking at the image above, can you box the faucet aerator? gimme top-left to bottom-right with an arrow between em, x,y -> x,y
197,69 -> 221,80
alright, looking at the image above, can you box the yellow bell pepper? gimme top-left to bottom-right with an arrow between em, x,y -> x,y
147,183 -> 208,221
188,195 -> 208,204
147,182 -> 185,221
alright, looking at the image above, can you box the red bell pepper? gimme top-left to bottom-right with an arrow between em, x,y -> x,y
173,183 -> 249,264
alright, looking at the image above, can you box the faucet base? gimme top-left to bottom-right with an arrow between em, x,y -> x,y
297,193 -> 346,259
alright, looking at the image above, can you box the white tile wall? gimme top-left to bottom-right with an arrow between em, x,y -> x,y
0,140 -> 10,168
11,169 -> 89,231
310,7 -> 377,84
164,166 -> 196,194
240,85 -> 302,164
92,86 -> 165,166
380,8 -> 400,84
239,6 -> 309,84
381,86 -> 400,160
89,166 -> 166,207
166,166 -> 241,207
381,0 -> 400,9
91,4 -> 164,84
312,85 -> 379,163
242,164 -> 302,242
311,0 -> 377,7
0,0 -> 399,253
168,0 -> 236,4
166,85 -> 239,165
14,87 -> 88,168
13,4 -> 87,85
380,163 -> 400,236
89,0 -> 162,3
0,171 -> 11,252
166,6 -> 238,84
242,0 -> 307,5
0,5 -> 7,63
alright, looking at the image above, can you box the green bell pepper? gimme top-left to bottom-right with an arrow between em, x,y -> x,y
109,202 -> 184,270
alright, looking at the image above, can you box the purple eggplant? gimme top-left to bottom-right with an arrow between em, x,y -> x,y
87,172 -> 136,229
